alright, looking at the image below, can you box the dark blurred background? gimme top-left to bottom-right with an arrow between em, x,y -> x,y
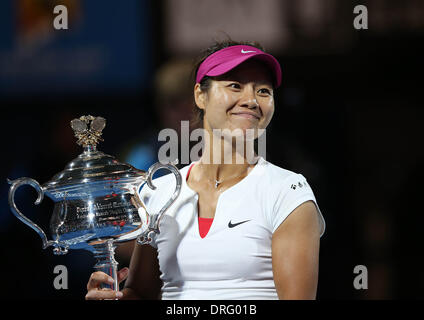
0,0 -> 422,300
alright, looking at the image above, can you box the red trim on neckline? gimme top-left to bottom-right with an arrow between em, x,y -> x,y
186,163 -> 214,238
186,163 -> 195,181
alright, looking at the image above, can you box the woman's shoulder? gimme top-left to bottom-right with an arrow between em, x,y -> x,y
257,157 -> 303,184
255,157 -> 316,198
257,158 -> 325,236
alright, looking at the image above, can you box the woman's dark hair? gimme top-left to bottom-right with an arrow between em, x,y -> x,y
191,38 -> 266,128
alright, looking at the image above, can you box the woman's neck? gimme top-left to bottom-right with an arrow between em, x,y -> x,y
197,129 -> 258,182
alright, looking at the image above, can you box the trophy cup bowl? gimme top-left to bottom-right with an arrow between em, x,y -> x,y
8,115 -> 182,292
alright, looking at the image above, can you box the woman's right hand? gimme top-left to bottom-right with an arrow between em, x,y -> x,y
85,268 -> 129,300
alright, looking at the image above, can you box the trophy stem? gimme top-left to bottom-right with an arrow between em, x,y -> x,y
92,240 -> 119,292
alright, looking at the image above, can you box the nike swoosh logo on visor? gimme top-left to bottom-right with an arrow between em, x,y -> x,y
241,49 -> 256,54
228,220 -> 251,228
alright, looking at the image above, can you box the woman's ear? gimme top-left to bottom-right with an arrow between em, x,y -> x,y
194,83 -> 207,111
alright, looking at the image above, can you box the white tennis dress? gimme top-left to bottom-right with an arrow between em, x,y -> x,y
138,157 -> 326,300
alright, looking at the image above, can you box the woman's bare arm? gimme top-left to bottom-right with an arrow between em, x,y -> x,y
122,242 -> 162,299
271,200 -> 321,299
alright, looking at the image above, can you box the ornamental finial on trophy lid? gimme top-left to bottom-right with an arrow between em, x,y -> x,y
70,115 -> 106,150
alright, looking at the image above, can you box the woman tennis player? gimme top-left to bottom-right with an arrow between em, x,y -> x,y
85,40 -> 326,300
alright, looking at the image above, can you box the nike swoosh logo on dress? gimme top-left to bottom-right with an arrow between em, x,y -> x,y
228,220 -> 251,228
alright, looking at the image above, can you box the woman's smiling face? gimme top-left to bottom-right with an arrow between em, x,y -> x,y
195,59 -> 275,138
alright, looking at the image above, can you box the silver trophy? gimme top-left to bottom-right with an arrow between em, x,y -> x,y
8,115 -> 182,291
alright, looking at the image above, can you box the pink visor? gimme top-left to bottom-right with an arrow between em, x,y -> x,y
196,45 -> 282,88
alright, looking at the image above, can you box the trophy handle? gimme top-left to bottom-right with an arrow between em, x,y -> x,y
137,161 -> 182,244
8,177 -> 55,250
